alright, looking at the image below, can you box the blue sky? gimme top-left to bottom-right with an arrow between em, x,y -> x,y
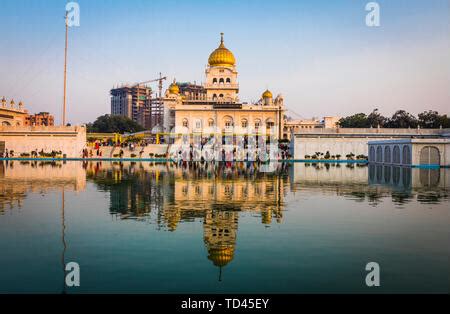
0,0 -> 449,124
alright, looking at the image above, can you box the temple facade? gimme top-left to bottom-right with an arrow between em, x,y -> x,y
161,34 -> 285,143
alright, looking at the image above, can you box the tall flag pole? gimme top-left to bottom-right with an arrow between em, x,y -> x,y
62,11 -> 68,126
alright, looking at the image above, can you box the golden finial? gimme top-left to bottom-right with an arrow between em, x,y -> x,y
219,32 -> 225,47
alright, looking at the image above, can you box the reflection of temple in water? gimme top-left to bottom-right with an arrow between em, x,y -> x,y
204,210 -> 238,280
86,161 -> 288,276
3,160 -> 448,280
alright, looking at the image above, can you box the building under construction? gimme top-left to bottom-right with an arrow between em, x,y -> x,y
111,75 -> 167,130
110,85 -> 152,125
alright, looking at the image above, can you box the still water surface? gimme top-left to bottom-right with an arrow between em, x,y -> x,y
0,160 -> 448,293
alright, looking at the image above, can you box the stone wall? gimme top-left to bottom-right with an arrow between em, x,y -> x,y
0,125 -> 86,158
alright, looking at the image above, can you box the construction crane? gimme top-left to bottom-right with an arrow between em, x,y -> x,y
133,72 -> 167,98
133,73 -> 167,132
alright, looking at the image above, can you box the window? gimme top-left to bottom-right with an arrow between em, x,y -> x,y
219,78 -> 224,84
219,94 -> 224,98
195,119 -> 202,129
254,119 -> 261,129
241,119 -> 248,128
226,78 -> 231,83
208,119 -> 214,127
224,116 -> 233,129
213,78 -> 217,83
182,119 -> 189,128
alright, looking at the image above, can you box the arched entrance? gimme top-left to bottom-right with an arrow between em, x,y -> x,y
384,146 -> 391,163
369,146 -> 375,162
376,146 -> 382,163
393,146 -> 400,164
420,146 -> 440,165
402,145 -> 411,165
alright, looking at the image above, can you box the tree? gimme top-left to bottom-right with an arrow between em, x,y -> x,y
418,110 -> 449,129
338,113 -> 370,128
439,115 -> 450,128
367,109 -> 387,127
86,114 -> 145,133
386,110 -> 418,128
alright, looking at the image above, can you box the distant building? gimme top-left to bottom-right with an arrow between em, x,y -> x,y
283,116 -> 341,139
0,97 -> 28,126
178,82 -> 207,100
110,85 -> 152,125
26,112 -> 55,126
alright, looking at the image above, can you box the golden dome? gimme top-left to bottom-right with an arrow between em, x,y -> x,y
262,89 -> 273,99
208,33 -> 236,67
168,79 -> 179,94
207,247 -> 234,267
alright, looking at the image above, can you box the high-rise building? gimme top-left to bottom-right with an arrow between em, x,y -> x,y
110,85 -> 152,124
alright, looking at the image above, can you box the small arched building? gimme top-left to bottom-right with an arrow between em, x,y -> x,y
368,138 -> 450,167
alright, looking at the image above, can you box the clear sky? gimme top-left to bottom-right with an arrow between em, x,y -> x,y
1,0 -> 449,124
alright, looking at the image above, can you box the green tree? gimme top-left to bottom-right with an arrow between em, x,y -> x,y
439,115 -> 450,128
418,110 -> 450,129
86,115 -> 145,133
338,113 -> 370,128
386,110 -> 418,128
367,109 -> 387,127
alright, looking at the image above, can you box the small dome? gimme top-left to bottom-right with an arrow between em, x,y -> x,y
168,80 -> 179,94
208,33 -> 236,67
262,89 -> 273,99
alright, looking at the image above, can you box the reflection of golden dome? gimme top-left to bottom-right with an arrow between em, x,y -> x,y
208,33 -> 236,67
262,89 -> 272,99
208,247 -> 234,267
168,80 -> 179,94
